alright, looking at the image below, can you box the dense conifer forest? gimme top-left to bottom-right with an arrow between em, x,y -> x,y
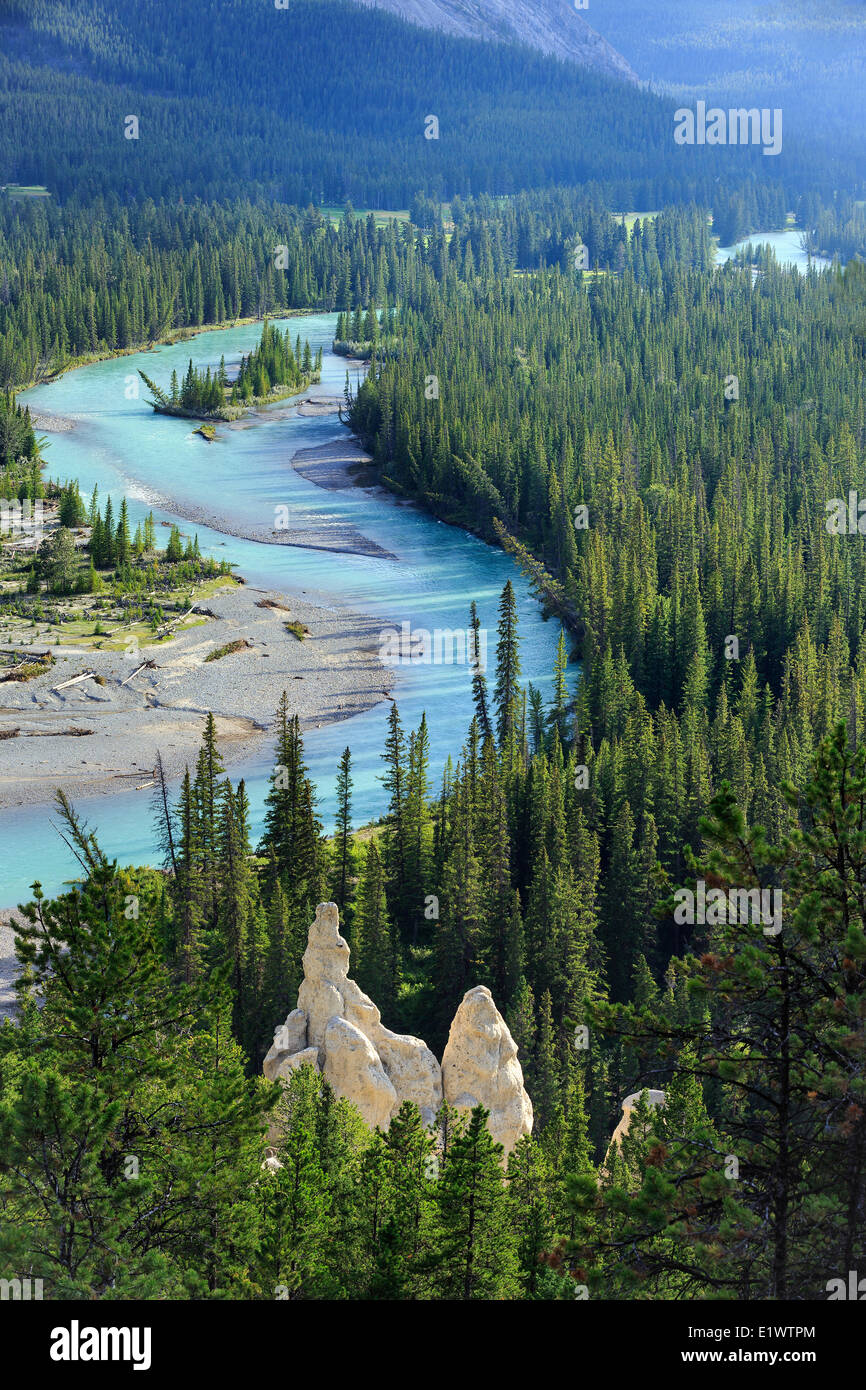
2,643 -> 863,1298
3,0 -> 852,209
0,0 -> 864,1317
0,200 -> 407,388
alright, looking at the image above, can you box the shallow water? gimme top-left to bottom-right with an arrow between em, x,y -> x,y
715,226 -> 832,273
1,316 -> 565,902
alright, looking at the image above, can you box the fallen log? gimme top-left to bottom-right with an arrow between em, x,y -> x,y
119,660 -> 155,687
256,598 -> 291,612
52,671 -> 96,691
22,727 -> 93,737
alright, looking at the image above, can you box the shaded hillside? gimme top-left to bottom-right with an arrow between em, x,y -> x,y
0,0 -> 836,207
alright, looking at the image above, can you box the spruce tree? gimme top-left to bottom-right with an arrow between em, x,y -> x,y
494,579 -> 521,750
331,746 -> 355,920
431,1107 -> 520,1299
379,703 -> 409,936
507,1136 -> 565,1298
1,794 -> 274,1298
262,1065 -> 333,1299
192,712 -> 226,936
260,694 -> 322,908
352,841 -> 398,1020
469,599 -> 493,741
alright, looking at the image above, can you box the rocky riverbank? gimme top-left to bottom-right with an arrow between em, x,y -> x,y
0,583 -> 395,811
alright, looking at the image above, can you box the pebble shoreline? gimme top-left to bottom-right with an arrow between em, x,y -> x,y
0,583 -> 396,812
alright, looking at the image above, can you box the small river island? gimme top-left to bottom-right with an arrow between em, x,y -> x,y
139,318 -> 322,421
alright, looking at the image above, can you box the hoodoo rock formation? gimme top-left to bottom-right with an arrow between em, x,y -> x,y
264,902 -> 533,1153
264,901 -> 442,1129
441,986 -> 534,1154
605,1087 -> 666,1162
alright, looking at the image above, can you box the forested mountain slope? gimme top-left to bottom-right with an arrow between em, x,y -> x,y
588,0 -> 865,95
0,0 -> 857,206
1,0 -> 865,1307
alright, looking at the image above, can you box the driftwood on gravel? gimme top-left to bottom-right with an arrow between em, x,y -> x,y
119,659 -> 156,687
154,600 -> 210,637
23,727 -> 94,737
0,650 -> 53,682
52,671 -> 96,691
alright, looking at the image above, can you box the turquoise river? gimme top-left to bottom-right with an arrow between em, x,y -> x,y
0,315 -> 563,903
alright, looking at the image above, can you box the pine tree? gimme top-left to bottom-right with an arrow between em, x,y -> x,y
379,703 -> 409,937
494,579 -> 522,750
192,712 -> 225,936
171,996 -> 271,1297
434,774 -> 483,1044
352,841 -> 398,1019
102,495 -> 115,565
216,777 -> 257,1047
469,599 -> 493,741
507,1136 -> 564,1298
115,497 -> 131,566
261,1065 -> 334,1298
262,875 -> 298,1028
331,746 -> 356,920
1,794 -> 273,1298
506,973 -> 536,1078
165,524 -> 184,561
431,1107 -> 520,1299
173,767 -> 203,983
547,629 -> 570,746
260,694 -> 321,907
404,714 -> 431,943
375,1101 -> 437,1297
532,989 -> 561,1132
